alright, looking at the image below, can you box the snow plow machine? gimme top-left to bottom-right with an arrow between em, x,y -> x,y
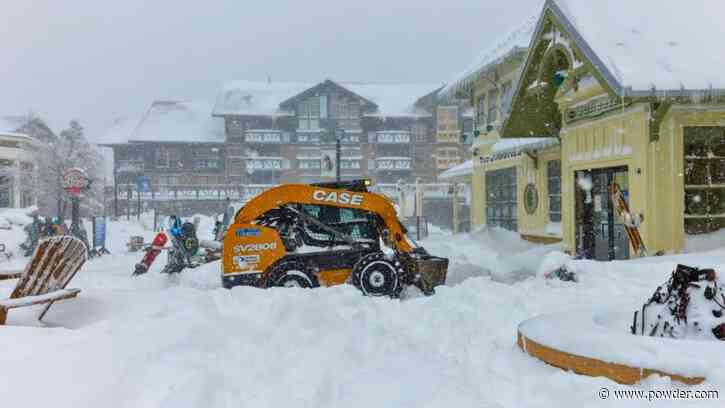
221,179 -> 448,297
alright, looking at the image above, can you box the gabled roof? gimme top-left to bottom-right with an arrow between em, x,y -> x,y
279,80 -> 378,111
99,100 -> 224,145
213,80 -> 440,118
439,10 -> 540,100
546,0 -> 725,94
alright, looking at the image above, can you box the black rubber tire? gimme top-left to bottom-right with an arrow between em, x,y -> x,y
352,252 -> 401,297
267,260 -> 319,289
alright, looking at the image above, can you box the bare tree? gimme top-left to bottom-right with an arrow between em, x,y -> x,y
35,120 -> 104,218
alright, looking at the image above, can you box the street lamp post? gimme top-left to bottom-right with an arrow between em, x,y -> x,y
334,128 -> 345,182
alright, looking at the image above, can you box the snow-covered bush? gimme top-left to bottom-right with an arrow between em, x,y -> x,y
632,264 -> 725,341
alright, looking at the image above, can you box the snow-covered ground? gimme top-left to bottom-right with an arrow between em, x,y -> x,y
0,210 -> 723,407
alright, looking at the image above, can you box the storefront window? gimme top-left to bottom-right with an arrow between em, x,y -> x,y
684,127 -> 725,234
485,167 -> 517,231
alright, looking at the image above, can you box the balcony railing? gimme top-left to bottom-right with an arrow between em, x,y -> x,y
117,160 -> 144,173
371,131 -> 411,144
115,184 -> 277,201
244,130 -> 290,143
245,158 -> 287,171
376,157 -> 412,170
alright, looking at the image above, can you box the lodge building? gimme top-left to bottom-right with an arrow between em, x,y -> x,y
102,80 -> 473,216
444,0 -> 725,259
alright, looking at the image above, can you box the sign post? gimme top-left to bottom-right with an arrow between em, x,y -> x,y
62,168 -> 92,253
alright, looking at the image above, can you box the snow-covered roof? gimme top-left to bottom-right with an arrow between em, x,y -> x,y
343,82 -> 440,117
99,100 -> 224,145
492,137 -> 559,155
213,80 -> 440,118
213,80 -> 312,117
439,160 -> 473,180
549,0 -> 725,92
439,11 -> 540,99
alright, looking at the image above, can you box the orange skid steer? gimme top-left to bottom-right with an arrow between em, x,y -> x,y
222,180 -> 448,297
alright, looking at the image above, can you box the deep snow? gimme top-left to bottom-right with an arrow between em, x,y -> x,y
0,211 -> 723,407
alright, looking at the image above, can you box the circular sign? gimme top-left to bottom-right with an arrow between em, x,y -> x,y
524,183 -> 539,215
62,168 -> 90,197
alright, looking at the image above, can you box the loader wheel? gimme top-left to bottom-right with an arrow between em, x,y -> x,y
352,252 -> 401,297
268,260 -> 318,289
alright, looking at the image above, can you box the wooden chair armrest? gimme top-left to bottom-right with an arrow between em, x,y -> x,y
0,288 -> 81,310
0,270 -> 23,281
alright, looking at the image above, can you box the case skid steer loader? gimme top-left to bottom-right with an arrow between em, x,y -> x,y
222,180 -> 448,297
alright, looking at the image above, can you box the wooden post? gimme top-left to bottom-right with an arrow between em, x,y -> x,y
452,182 -> 460,234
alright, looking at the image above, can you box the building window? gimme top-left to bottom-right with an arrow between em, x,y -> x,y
485,167 -> 517,231
298,97 -> 320,130
547,160 -> 562,222
155,147 -> 180,168
333,101 -> 360,130
487,88 -> 499,125
684,127 -> 725,234
192,147 -> 221,169
413,122 -> 428,143
437,106 -> 458,132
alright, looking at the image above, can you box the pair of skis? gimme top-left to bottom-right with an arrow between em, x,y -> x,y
608,182 -> 648,257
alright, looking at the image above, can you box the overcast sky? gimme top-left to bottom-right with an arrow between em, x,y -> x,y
1,0 -> 541,139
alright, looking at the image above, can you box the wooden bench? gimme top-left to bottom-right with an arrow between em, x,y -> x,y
0,236 -> 88,325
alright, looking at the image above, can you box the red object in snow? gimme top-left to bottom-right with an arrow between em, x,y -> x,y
133,232 -> 168,275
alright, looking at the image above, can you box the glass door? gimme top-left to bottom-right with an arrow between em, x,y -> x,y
575,166 -> 629,261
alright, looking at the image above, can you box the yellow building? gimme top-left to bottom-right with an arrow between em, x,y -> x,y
441,12 -> 565,244
446,0 -> 725,259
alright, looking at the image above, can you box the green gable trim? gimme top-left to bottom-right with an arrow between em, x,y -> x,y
649,101 -> 672,142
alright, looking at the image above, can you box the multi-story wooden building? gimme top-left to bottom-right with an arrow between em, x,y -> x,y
212,80 -> 443,193
102,80 -> 473,216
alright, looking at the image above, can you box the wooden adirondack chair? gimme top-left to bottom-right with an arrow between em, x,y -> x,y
0,236 -> 88,325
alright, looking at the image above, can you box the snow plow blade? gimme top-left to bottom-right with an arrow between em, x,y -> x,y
414,255 -> 448,295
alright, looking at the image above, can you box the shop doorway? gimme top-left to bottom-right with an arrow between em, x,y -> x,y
575,166 -> 630,261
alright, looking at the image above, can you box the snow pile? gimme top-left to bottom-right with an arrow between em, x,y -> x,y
0,206 -> 37,227
633,264 -> 725,341
421,227 -> 561,284
3,217 -> 725,407
685,229 -> 725,253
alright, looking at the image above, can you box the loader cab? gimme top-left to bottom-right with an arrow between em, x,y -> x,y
298,204 -> 380,249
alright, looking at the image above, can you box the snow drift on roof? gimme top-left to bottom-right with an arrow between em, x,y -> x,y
492,137 -> 559,155
440,10 -> 540,99
342,82 -> 441,117
100,101 -> 224,144
552,0 -> 725,91
213,80 -> 313,117
439,160 -> 473,180
214,80 -> 440,117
